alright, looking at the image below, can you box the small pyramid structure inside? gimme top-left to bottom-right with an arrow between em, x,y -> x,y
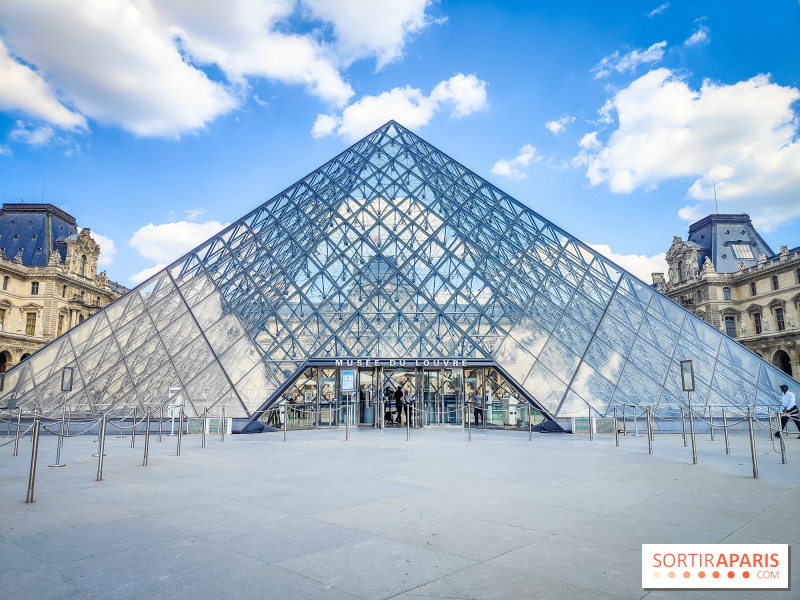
2,121 -> 795,423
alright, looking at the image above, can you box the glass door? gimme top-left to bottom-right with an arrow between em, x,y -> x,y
423,369 -> 443,426
319,368 -> 337,427
442,367 -> 463,426
358,368 -> 376,426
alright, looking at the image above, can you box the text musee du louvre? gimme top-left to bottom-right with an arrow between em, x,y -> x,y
334,358 -> 468,367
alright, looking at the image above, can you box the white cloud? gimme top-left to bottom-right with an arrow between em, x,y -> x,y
578,68 -> 800,231
315,73 -> 488,142
0,1 -> 440,138
129,220 -> 228,263
430,73 -> 488,118
592,41 -> 667,79
491,144 -> 540,179
0,39 -> 87,130
589,244 -> 668,283
0,145 -> 11,156
647,3 -> 669,17
9,121 -> 54,146
129,263 -> 168,285
185,207 -> 207,221
684,24 -> 710,46
545,114 -> 575,135
90,232 -> 117,267
302,0 -> 439,69
311,114 -> 340,139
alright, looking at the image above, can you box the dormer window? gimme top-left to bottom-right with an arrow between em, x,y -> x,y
79,254 -> 87,276
678,261 -> 686,282
731,244 -> 754,259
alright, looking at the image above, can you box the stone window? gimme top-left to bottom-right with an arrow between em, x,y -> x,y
79,254 -> 87,276
750,281 -> 756,296
62,285 -> 67,298
797,268 -> 800,284
722,287 -> 731,301
772,275 -> 779,290
0,308 -> 5,331
2,276 -> 7,291
57,314 -> 65,337
776,308 -> 785,332
25,312 -> 36,336
678,261 -> 686,282
724,316 -> 736,338
754,313 -> 762,334
30,281 -> 39,295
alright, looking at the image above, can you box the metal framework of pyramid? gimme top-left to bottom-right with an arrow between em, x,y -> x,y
1,121 -> 795,424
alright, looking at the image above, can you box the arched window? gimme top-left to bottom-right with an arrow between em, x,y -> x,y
678,261 -> 686,282
78,314 -> 84,324
722,287 -> 731,301
79,255 -> 87,276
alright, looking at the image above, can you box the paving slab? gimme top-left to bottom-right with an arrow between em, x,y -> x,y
0,427 -> 797,600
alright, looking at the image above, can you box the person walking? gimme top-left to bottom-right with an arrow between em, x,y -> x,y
775,384 -> 799,438
470,388 -> 483,426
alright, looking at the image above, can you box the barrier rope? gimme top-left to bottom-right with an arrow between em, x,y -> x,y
0,421 -> 36,447
40,418 -> 102,438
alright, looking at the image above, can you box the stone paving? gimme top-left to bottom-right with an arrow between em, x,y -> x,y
0,423 -> 798,599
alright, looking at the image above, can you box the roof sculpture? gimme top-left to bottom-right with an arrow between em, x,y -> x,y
1,121 -> 796,424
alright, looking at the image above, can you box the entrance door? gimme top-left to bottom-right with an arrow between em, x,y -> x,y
380,368 -> 416,427
442,367 -> 464,427
423,369 -> 443,426
318,368 -> 337,427
358,368 -> 377,426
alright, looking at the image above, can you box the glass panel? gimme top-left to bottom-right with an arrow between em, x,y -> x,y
159,311 -> 202,355
522,361 -> 566,414
171,336 -> 215,385
185,362 -> 234,417
29,337 -> 76,385
538,338 -> 581,384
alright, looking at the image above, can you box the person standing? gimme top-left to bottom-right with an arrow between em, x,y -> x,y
775,384 -> 799,438
393,385 -> 404,425
470,388 -> 483,426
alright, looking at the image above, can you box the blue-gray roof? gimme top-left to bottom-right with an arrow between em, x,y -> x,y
687,214 -> 774,274
0,203 -> 78,266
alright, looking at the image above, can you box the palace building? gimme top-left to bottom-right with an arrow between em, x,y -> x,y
0,122 -> 796,432
654,214 -> 799,381
0,203 -> 124,373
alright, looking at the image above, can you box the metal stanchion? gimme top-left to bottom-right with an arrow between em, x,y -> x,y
143,411 -> 151,466
633,406 -> 639,437
769,410 -> 777,441
709,407 -> 714,441
468,402 -> 472,441
614,407 -> 619,447
48,417 -> 66,468
622,404 -> 627,436
722,409 -> 730,455
687,392 -> 697,464
588,407 -> 593,441
13,408 -> 21,456
158,407 -> 163,442
60,406 -> 66,449
346,399 -> 351,441
202,410 -> 207,449
406,404 -> 410,441
283,407 -> 287,442
779,427 -> 787,465
747,407 -> 758,479
646,406 -> 653,455
221,407 -> 226,442
26,419 -> 41,503
177,410 -> 183,456
131,408 -> 136,448
680,406 -> 687,447
96,414 -> 107,481
529,405 -> 533,441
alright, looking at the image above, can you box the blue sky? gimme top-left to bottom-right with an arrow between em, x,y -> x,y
1,1 -> 798,286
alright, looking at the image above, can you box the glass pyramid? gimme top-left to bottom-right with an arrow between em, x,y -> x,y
2,121 -> 795,423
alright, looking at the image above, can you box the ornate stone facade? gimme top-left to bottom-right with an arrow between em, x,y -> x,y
0,204 -> 125,372
654,215 -> 799,381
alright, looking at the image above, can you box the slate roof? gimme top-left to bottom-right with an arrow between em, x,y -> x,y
0,203 -> 78,266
